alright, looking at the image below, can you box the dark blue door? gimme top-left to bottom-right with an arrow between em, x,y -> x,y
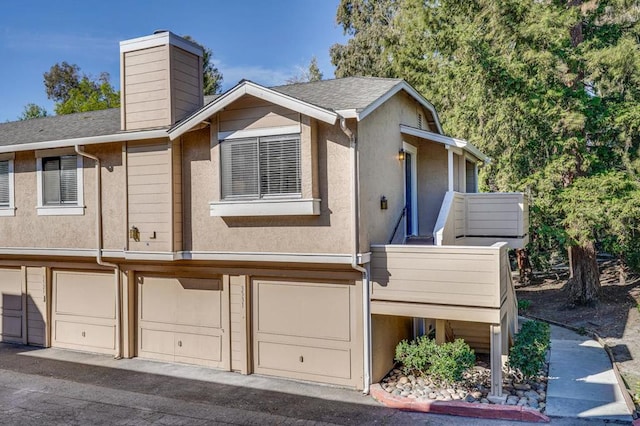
405,152 -> 412,235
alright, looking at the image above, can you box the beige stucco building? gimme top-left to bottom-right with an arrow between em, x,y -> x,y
0,32 -> 528,395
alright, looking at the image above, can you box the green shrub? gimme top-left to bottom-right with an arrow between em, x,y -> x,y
508,320 -> 551,378
395,336 -> 475,383
518,299 -> 531,312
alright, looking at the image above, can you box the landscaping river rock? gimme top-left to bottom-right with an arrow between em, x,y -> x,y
380,360 -> 549,412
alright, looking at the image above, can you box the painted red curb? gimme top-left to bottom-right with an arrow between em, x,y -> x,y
371,384 -> 550,423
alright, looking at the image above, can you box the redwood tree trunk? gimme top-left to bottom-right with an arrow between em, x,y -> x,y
565,241 -> 600,306
516,248 -> 532,285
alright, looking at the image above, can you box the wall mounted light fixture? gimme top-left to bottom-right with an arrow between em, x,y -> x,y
398,149 -> 406,161
380,196 -> 388,210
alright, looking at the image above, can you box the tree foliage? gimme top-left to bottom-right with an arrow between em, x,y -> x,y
18,103 -> 48,120
332,0 -> 640,305
183,35 -> 223,95
44,63 -> 120,115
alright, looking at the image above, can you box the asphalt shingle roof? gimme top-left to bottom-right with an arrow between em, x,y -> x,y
272,77 -> 402,112
0,108 -> 121,147
0,77 -> 405,148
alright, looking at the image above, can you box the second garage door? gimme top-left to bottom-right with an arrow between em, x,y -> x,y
252,279 -> 361,388
137,276 -> 227,368
52,270 -> 116,355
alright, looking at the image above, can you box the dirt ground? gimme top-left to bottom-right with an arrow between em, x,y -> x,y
515,260 -> 640,407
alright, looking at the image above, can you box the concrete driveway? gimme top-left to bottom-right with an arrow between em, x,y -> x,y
0,343 -> 627,425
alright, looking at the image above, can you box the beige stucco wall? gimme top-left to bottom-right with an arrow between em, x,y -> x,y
182,114 -> 353,254
357,91 -> 449,249
0,143 -> 125,251
371,314 -> 412,383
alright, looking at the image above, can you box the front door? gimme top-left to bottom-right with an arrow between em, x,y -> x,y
403,143 -> 418,236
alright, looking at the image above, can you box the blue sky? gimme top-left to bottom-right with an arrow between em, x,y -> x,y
0,1 -> 347,122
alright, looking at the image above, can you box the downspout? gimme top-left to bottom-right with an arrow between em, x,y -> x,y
74,146 -> 122,360
339,117 -> 371,395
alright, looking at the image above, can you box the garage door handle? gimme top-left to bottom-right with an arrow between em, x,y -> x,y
299,356 -> 304,363
82,331 -> 86,338
177,340 -> 182,347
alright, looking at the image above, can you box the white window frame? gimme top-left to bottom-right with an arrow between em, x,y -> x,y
210,127 -> 319,217
35,148 -> 84,216
403,142 -> 419,236
0,153 -> 16,217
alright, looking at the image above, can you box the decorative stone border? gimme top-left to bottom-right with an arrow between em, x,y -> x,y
371,384 -> 550,423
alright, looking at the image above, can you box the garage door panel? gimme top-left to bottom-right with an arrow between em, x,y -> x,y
0,315 -> 22,338
139,328 -> 175,358
176,279 -> 222,328
256,341 -> 351,379
139,277 -> 178,324
55,271 -> 114,319
55,320 -> 115,350
0,268 -> 24,343
0,269 -> 22,310
175,332 -> 222,362
255,281 -> 351,341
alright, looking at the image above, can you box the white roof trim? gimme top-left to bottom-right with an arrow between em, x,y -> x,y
120,31 -> 203,57
358,82 -> 444,134
400,124 -> 488,162
0,129 -> 168,154
169,81 -> 338,141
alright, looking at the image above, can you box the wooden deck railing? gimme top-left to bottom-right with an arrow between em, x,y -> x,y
433,192 -> 529,248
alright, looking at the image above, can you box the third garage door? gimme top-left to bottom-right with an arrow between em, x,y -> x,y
137,276 -> 227,368
252,279 -> 361,388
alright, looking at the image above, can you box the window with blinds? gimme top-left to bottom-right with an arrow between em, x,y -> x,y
42,155 -> 78,205
0,160 -> 9,207
221,134 -> 301,200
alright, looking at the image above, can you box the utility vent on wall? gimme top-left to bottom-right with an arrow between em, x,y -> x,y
417,113 -> 423,130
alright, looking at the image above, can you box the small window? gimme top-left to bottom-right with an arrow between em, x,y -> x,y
0,157 -> 15,216
221,134 -> 301,200
42,155 -> 78,205
36,151 -> 84,216
0,160 -> 10,208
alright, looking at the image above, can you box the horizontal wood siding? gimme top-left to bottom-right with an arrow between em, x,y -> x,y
172,140 -> 183,252
170,45 -> 202,123
219,96 -> 299,133
26,267 -> 46,346
124,45 -> 170,130
127,142 -> 171,252
370,245 -> 501,308
465,193 -> 525,237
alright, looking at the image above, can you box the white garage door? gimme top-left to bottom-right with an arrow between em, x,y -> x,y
0,268 -> 24,343
52,270 -> 116,355
137,276 -> 227,368
252,279 -> 360,387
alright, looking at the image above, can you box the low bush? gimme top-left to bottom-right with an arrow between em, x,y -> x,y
508,320 -> 551,379
395,336 -> 475,384
518,299 -> 531,312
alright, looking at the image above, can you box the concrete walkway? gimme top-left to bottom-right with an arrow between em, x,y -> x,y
545,323 -> 634,423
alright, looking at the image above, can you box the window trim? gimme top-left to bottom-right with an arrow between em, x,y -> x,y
0,153 -> 16,217
35,149 -> 84,216
220,132 -> 302,201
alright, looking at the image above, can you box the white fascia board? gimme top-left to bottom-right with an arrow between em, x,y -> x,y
0,129 -> 168,154
358,82 -> 444,134
181,251 -> 358,264
120,31 -> 203,57
335,109 -> 358,119
400,125 -> 488,162
169,81 -> 338,140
